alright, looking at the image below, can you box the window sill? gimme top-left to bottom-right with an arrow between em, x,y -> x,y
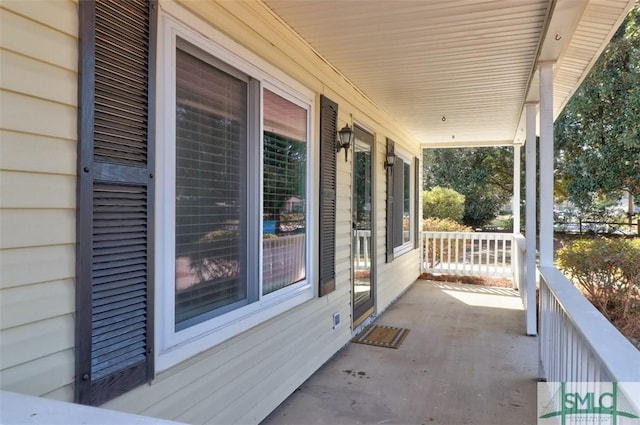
156,281 -> 313,372
393,242 -> 414,258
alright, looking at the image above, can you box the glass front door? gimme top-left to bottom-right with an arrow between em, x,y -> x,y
352,126 -> 374,326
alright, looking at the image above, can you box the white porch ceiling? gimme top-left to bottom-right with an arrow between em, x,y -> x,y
263,0 -> 634,147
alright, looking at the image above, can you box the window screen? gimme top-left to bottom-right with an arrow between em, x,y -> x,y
393,157 -> 413,248
262,89 -> 307,294
403,161 -> 411,244
174,47 -> 248,330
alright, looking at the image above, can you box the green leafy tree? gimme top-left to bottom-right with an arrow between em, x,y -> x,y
422,186 -> 465,222
555,6 -> 640,217
263,132 -> 306,233
423,147 -> 518,228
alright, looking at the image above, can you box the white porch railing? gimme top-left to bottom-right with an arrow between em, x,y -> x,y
263,234 -> 306,294
538,266 -> 640,412
418,231 -> 536,335
395,230 -> 640,405
420,231 -> 514,278
354,230 -> 371,271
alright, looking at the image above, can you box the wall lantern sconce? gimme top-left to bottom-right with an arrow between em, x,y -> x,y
384,138 -> 395,171
384,152 -> 396,171
336,124 -> 354,162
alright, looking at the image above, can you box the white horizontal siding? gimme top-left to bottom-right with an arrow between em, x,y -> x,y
42,385 -> 75,402
0,315 -> 74,370
0,1 -> 78,402
0,244 -> 75,290
0,279 -> 74,329
0,130 -> 76,175
377,250 -> 420,312
103,293 -> 350,418
1,0 -> 78,37
0,349 -> 74,397
178,312 -> 341,424
209,323 -> 348,424
1,49 -> 77,106
1,171 -> 76,209
0,90 -> 76,141
0,6 -> 77,71
0,209 -> 75,249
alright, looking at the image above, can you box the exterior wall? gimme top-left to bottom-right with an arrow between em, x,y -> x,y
374,135 -> 421,313
0,0 -> 422,423
0,0 -> 78,402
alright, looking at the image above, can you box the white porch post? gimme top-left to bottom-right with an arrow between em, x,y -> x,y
513,145 -> 521,234
525,102 -> 538,336
539,62 -> 555,267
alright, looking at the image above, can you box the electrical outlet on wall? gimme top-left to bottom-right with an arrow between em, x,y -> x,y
332,312 -> 342,329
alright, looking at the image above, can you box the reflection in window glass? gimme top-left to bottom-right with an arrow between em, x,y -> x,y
262,89 -> 307,295
403,161 -> 411,244
174,48 -> 248,330
393,154 -> 414,251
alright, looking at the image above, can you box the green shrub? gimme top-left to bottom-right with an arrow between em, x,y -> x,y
423,186 -> 465,223
557,238 -> 640,346
422,217 -> 472,232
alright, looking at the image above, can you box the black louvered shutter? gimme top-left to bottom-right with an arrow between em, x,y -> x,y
319,96 -> 337,296
414,157 -> 420,249
385,138 -> 395,263
76,0 -> 156,406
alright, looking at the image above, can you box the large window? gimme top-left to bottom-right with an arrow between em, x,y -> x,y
158,19 -> 314,369
393,151 -> 415,254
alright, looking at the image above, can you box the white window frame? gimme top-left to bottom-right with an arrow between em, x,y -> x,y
155,12 -> 315,372
393,149 -> 414,257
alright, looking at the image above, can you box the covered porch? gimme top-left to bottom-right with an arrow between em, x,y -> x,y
263,230 -> 640,423
2,0 -> 639,424
263,279 -> 537,425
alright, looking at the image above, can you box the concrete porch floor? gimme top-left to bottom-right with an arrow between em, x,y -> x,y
262,280 -> 538,425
